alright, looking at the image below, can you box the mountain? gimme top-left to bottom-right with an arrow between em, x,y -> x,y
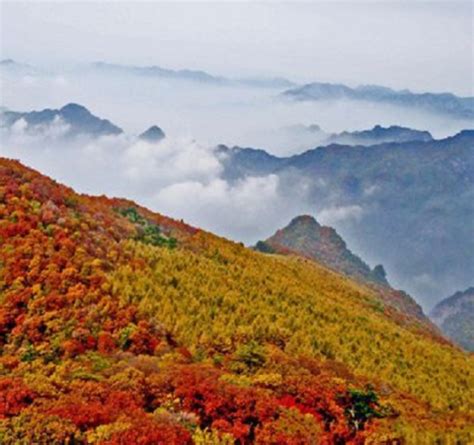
325,125 -> 433,145
283,82 -> 474,119
286,124 -> 434,149
0,158 -> 472,443
256,215 -> 388,286
91,61 -> 296,89
216,144 -> 286,179
91,61 -> 226,84
139,125 -> 166,142
218,130 -> 474,308
0,103 -> 123,138
431,287 -> 474,351
255,215 -> 430,322
0,58 -> 41,76
0,58 -> 16,66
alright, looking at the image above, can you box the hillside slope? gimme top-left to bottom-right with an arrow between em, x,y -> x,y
431,287 -> 474,351
0,158 -> 473,444
254,215 -> 430,323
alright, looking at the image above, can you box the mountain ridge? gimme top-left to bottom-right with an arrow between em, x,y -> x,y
0,103 -> 123,138
431,287 -> 474,351
90,61 -> 297,89
218,129 -> 474,309
325,124 -> 433,145
283,82 -> 474,119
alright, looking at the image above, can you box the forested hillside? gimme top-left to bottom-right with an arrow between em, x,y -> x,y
0,158 -> 473,444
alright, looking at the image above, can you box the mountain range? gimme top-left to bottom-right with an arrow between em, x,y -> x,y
2,100 -> 472,311
0,58 -> 43,76
0,103 -> 166,142
324,124 -> 433,146
90,61 -> 297,89
1,100 -> 472,347
218,130 -> 474,309
431,287 -> 474,351
283,82 -> 474,120
0,158 -> 472,443
3,59 -> 474,121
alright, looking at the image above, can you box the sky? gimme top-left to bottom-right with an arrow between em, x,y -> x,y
1,1 -> 473,96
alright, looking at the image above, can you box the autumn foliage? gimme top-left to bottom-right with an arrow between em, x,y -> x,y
0,158 -> 473,444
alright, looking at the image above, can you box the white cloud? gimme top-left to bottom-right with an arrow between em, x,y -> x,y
122,138 -> 221,187
0,128 -> 308,243
363,184 -> 380,196
152,175 -> 281,239
318,205 -> 364,225
11,117 -> 28,134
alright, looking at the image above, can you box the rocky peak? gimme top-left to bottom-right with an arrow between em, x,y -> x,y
139,125 -> 166,142
256,214 -> 388,286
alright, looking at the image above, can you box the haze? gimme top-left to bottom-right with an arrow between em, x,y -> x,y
1,1 -> 473,96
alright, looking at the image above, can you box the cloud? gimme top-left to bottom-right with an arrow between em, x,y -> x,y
122,138 -> 221,187
318,205 -> 364,225
152,175 -> 281,240
6,116 -> 71,141
363,184 -> 380,197
0,127 -> 311,244
413,273 -> 437,290
10,117 -> 28,134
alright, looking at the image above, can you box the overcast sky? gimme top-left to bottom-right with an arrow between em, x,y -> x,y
1,1 -> 473,96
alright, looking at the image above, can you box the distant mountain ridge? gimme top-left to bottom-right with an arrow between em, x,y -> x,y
256,214 -> 388,286
0,103 -> 123,138
431,287 -> 474,351
287,124 -> 434,148
325,125 -> 433,145
0,58 -> 42,75
91,61 -> 296,89
3,58 -> 472,120
283,82 -> 474,119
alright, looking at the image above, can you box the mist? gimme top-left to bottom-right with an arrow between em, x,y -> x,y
1,67 -> 471,157
0,123 -> 313,243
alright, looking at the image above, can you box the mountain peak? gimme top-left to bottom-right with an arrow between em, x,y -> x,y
60,103 -> 91,116
139,125 -> 166,142
1,103 -> 123,138
257,214 -> 388,287
288,214 -> 321,228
